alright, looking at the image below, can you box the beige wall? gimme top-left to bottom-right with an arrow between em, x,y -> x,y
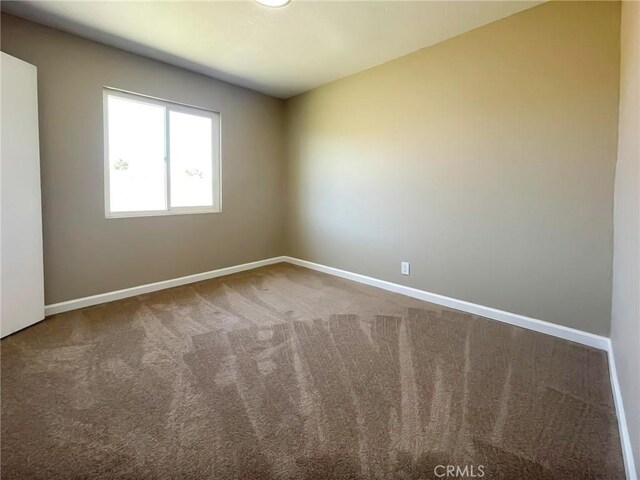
0,0 -> 633,467
286,1 -> 620,336
0,14 -> 287,305
611,1 -> 640,475
0,3 -> 625,338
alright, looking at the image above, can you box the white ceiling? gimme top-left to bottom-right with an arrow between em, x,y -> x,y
1,1 -> 543,98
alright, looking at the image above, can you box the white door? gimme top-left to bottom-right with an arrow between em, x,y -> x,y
1,53 -> 45,337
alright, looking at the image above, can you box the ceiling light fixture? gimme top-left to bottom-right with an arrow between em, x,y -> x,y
255,0 -> 290,8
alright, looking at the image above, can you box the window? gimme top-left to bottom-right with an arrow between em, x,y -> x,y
103,88 -> 221,218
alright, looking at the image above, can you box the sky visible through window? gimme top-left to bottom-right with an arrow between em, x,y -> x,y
107,95 -> 214,213
169,111 -> 213,208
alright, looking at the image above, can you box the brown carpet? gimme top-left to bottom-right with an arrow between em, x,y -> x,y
1,263 -> 624,479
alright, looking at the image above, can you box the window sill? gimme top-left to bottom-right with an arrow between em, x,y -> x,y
106,208 -> 221,219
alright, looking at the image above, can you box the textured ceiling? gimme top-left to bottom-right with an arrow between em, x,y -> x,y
1,1 -> 544,98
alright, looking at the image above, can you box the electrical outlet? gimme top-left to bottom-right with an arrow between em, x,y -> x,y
401,262 -> 410,275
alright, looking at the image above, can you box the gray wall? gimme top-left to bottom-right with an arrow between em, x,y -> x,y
285,1 -> 620,336
1,13 -> 287,305
611,1 -> 640,474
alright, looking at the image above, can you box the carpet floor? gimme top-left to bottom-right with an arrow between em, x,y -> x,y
1,263 -> 625,479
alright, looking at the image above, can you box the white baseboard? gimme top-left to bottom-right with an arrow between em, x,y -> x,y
284,256 -> 635,479
607,340 -> 638,480
283,256 -> 609,351
44,256 -> 287,316
46,254 -> 609,350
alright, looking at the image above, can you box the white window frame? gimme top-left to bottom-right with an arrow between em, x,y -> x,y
103,87 -> 222,219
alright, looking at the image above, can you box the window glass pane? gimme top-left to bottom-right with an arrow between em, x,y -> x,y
169,111 -> 214,208
107,96 -> 166,212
